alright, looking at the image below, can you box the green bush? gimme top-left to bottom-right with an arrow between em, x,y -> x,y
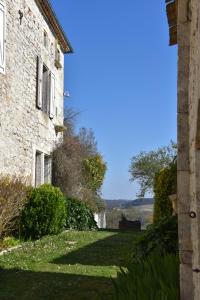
2,236 -> 21,249
20,184 -> 66,240
65,198 -> 97,231
153,162 -> 177,223
129,216 -> 178,263
112,253 -> 180,300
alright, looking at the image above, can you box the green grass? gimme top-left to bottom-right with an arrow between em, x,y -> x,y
0,230 -> 140,300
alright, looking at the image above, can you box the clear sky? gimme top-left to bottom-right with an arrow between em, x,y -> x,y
51,1 -> 177,200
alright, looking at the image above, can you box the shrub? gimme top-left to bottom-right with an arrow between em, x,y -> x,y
20,184 -> 66,240
129,216 -> 178,263
153,162 -> 177,223
83,154 -> 107,192
65,198 -> 97,231
112,253 -> 180,300
0,176 -> 29,238
2,236 -> 21,249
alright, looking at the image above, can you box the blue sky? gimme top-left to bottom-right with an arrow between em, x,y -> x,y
51,1 -> 177,200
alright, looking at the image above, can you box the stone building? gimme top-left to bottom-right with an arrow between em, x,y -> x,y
0,0 -> 72,186
166,0 -> 200,298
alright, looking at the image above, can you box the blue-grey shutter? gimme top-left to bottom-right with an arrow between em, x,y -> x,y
49,72 -> 55,119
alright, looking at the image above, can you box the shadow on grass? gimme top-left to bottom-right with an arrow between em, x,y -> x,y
0,268 -> 113,300
0,231 -> 140,300
52,230 -> 139,267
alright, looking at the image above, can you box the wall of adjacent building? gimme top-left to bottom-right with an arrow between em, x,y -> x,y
0,0 -> 65,184
178,0 -> 200,299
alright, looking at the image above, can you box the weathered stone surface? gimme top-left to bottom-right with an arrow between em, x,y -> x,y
177,0 -> 200,298
180,263 -> 194,300
0,0 -> 65,185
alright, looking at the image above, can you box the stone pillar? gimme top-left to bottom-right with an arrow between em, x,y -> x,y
177,0 -> 194,299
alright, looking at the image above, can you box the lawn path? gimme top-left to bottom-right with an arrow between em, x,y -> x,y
0,230 -> 139,300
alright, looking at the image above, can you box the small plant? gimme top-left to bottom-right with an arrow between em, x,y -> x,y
112,253 -> 180,300
65,197 -> 97,231
20,184 -> 66,240
0,175 -> 29,238
2,236 -> 21,249
129,215 -> 178,263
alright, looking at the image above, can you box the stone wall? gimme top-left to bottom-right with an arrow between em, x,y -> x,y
0,0 -> 65,184
178,0 -> 200,298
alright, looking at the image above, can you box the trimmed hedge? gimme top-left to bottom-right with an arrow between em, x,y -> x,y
65,198 -> 97,231
153,162 -> 177,223
20,184 -> 66,240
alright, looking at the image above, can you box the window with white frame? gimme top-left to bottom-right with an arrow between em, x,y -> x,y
35,151 -> 42,187
37,56 -> 55,119
0,0 -> 5,74
35,151 -> 51,187
44,155 -> 51,184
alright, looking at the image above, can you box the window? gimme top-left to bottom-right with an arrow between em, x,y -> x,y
55,48 -> 60,63
35,151 -> 42,187
44,155 -> 51,184
55,42 -> 62,69
0,0 -> 5,74
43,30 -> 48,48
35,151 -> 52,187
42,64 -> 49,113
37,56 -> 55,119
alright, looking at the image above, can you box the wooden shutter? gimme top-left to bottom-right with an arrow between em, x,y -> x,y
0,0 -> 5,74
37,56 -> 43,109
49,72 -> 55,119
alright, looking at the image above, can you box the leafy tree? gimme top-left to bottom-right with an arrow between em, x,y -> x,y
53,115 -> 107,212
83,154 -> 107,192
153,162 -> 177,223
129,142 -> 176,197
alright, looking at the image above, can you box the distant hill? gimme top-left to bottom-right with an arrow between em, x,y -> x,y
105,198 -> 154,210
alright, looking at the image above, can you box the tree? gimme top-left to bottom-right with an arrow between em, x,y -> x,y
83,154 -> 107,192
129,142 -> 177,197
78,127 -> 97,157
52,118 -> 107,212
52,133 -> 83,198
153,161 -> 177,223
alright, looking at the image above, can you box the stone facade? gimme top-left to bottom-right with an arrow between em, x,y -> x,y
167,0 -> 200,298
0,0 -> 72,185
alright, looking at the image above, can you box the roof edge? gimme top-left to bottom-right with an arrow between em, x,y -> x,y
166,0 -> 178,46
36,0 -> 73,54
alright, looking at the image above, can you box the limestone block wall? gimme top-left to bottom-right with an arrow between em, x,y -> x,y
178,0 -> 200,298
0,0 -> 65,184
187,0 -> 200,298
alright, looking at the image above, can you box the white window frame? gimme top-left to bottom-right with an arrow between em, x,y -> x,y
32,146 -> 52,187
0,0 -> 6,74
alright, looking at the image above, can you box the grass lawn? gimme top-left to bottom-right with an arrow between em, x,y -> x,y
0,230 -> 140,300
